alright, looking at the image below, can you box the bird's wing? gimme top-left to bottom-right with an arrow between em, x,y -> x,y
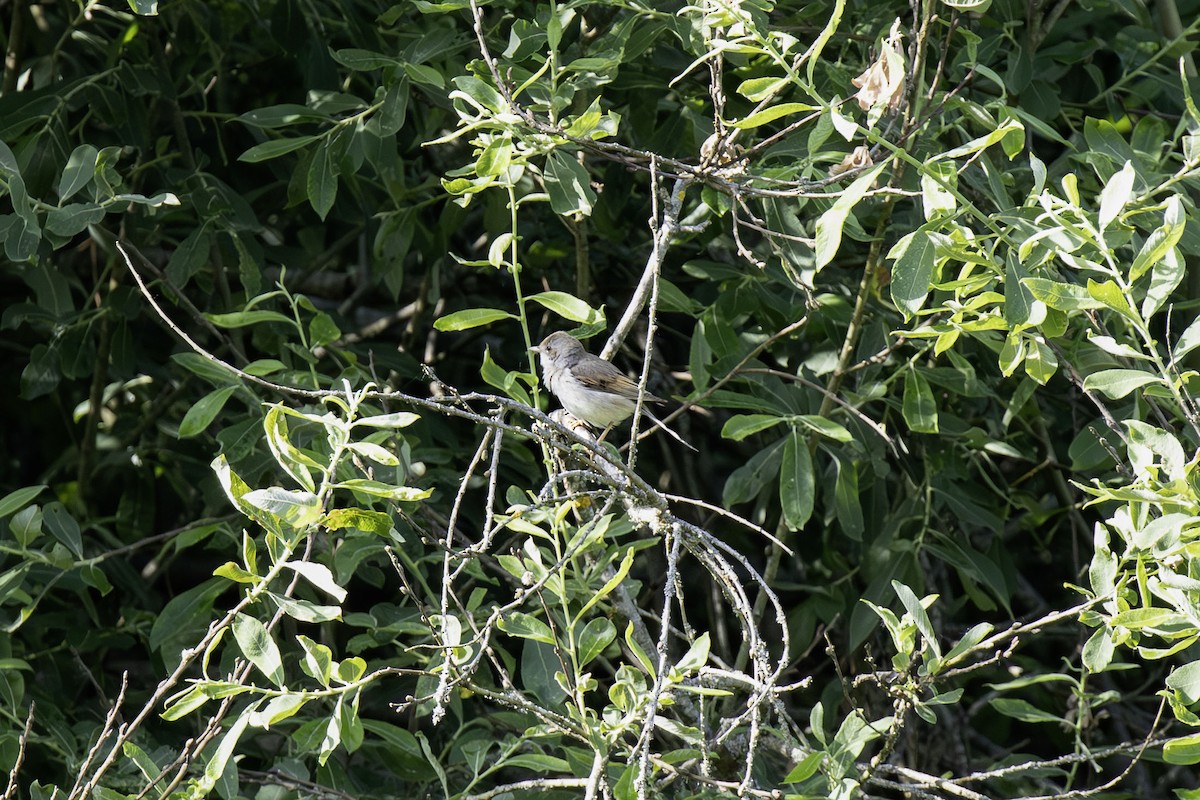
576,365 -> 665,403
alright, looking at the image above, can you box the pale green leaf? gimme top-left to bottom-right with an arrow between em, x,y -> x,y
1081,369 -> 1162,399
433,308 -> 517,331
526,291 -> 603,324
1097,160 -> 1135,230
815,163 -> 887,270
232,613 -> 284,686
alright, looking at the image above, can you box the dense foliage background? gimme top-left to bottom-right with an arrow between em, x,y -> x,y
3,0 -> 1200,797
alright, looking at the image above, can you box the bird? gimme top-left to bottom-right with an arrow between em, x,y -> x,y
531,331 -> 695,450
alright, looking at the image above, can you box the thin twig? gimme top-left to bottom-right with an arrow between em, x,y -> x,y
2,702 -> 35,800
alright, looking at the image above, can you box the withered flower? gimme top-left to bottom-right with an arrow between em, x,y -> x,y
851,19 -> 905,112
829,145 -> 873,177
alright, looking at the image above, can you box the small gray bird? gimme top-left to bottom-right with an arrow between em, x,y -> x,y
531,331 -> 694,450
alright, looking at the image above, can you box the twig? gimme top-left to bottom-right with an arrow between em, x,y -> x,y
2,702 -> 35,800
602,172 -> 692,361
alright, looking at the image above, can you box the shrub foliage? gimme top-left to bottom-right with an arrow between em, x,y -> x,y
2,0 -> 1200,798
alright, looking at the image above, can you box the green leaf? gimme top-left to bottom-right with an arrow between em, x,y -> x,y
200,701 -> 257,794
318,704 -> 344,765
1086,332 -> 1149,361
624,621 -> 656,677
10,505 -> 42,547
354,412 -> 420,428
1021,278 -> 1105,312
888,230 -> 938,320
232,613 -> 285,686
730,102 -> 817,129
45,203 -> 106,237
481,347 -> 532,405
784,751 -> 824,783
1173,314 -> 1200,361
735,76 -> 789,102
932,117 -> 1024,161
1130,195 -> 1185,281
721,414 -> 785,441
903,368 -> 938,433
1086,279 -> 1137,320
161,685 -> 210,721
989,697 -> 1061,724
4,215 -> 41,263
1097,160 -> 1135,230
283,560 -> 348,602
574,548 -> 635,624
1004,254 -> 1038,326
122,741 -> 162,783
43,502 -> 82,559
814,163 -> 887,270
242,488 -> 324,529
1110,607 -> 1186,630
178,386 -> 237,438
796,414 -> 853,442
1081,369 -> 1161,399
675,632 -> 710,673
332,48 -> 402,70
450,75 -> 506,115
250,693 -> 309,729
498,612 -> 555,644
322,507 -> 394,536
943,622 -> 995,666
723,439 -> 784,507
298,634 -> 333,685
214,562 -> 258,584
780,430 -> 814,530
336,656 -> 366,685
264,405 -> 320,492
0,485 -> 46,519
308,141 -> 338,220
833,454 -> 864,540
1164,732 -> 1200,765
404,62 -> 445,89
239,104 -> 332,128
1023,338 -> 1058,385
1166,661 -> 1200,704
309,311 -> 341,348
476,135 -> 513,179
239,136 -> 319,163
920,161 -> 957,219
804,0 -> 845,84
544,150 -> 596,216
80,564 -> 112,595
335,479 -> 432,502
113,191 -> 180,208
345,441 -> 399,466
892,581 -> 941,659
433,308 -> 517,331
526,291 -> 603,324
58,145 -> 99,200
1143,248 -> 1184,320
0,565 -> 29,607
166,228 -> 213,287
206,310 -> 295,328
578,617 -> 616,666
378,76 -> 409,135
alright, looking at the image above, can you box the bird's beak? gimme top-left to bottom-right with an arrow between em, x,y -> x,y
529,345 -> 541,354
